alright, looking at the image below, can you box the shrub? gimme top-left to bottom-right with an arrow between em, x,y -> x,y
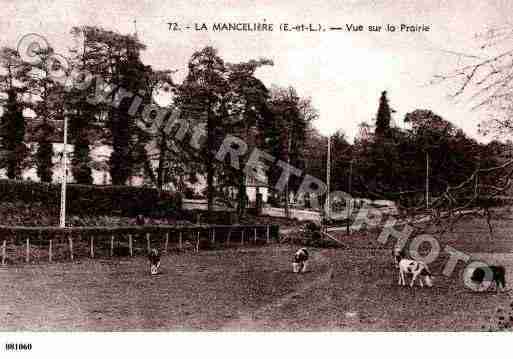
304,221 -> 322,242
279,221 -> 343,248
0,179 -> 181,217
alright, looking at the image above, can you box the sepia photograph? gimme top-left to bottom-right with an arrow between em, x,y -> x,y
1,0 -> 512,356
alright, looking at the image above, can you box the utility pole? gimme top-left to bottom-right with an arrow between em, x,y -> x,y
59,116 -> 68,228
346,158 -> 353,235
426,151 -> 430,209
348,159 -> 353,195
326,135 -> 331,220
284,133 -> 292,219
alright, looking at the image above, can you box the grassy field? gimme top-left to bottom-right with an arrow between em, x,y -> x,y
1,213 -> 513,331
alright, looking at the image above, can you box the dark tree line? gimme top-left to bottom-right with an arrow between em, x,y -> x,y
0,27 -> 314,219
304,91 -> 503,209
1,25 -> 504,219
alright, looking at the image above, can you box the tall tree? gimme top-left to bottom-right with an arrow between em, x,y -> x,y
263,86 -> 313,216
0,47 -> 30,179
25,47 -> 65,182
177,46 -> 230,215
226,59 -> 272,218
404,109 -> 481,197
131,68 -> 200,191
110,34 -> 147,185
1,91 -> 27,179
375,90 -> 393,139
355,91 -> 399,196
330,130 -> 352,193
303,127 -> 327,190
65,26 -> 101,184
75,26 -> 147,185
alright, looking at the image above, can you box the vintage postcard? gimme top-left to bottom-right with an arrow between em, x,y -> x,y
0,0 -> 512,357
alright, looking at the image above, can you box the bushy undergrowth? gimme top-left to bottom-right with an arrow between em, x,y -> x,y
279,221 -> 344,248
0,179 -> 181,217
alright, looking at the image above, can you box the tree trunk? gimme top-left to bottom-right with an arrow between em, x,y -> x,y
206,99 -> 215,216
238,170 -> 246,219
156,129 -> 168,190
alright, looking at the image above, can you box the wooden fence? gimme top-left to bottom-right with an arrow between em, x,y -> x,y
0,224 -> 279,265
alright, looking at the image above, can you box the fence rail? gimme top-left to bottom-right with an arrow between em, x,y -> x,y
0,224 -> 280,265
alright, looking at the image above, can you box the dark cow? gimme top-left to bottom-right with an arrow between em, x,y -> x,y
470,265 -> 506,291
293,248 -> 309,273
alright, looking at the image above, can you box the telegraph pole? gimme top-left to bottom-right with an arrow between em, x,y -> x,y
326,135 -> 331,220
346,158 -> 353,235
59,116 -> 68,228
348,159 -> 353,195
426,151 -> 430,209
284,134 -> 292,219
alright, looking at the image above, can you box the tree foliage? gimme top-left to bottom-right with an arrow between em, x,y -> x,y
0,47 -> 30,179
375,90 -> 393,139
25,47 -> 65,182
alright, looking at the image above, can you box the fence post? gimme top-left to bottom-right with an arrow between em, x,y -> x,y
254,228 -> 257,243
129,234 -> 133,256
2,240 -> 6,265
69,236 -> 74,261
165,233 -> 169,253
49,239 -> 53,263
196,231 -> 200,253
241,229 -> 244,245
110,235 -> 114,257
179,231 -> 183,250
26,238 -> 30,263
146,233 -> 151,253
266,225 -> 270,243
90,236 -> 94,259
211,228 -> 215,243
227,229 -> 231,245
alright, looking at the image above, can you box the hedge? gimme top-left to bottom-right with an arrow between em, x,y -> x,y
0,179 -> 182,216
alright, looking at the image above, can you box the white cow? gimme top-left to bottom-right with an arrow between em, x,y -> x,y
393,248 -> 433,287
398,259 -> 433,287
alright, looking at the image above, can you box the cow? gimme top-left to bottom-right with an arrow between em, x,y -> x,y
392,247 -> 408,268
293,248 -> 309,273
470,265 -> 506,292
148,248 -> 161,275
394,248 -> 433,287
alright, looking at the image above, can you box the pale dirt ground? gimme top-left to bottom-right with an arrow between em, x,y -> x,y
1,242 -> 511,331
2,212 -> 513,331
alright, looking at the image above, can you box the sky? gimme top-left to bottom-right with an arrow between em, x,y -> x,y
1,0 -> 512,142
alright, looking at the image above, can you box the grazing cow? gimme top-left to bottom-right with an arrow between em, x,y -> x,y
148,248 -> 161,275
293,248 -> 309,273
392,247 -> 408,268
470,265 -> 506,291
394,249 -> 433,287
